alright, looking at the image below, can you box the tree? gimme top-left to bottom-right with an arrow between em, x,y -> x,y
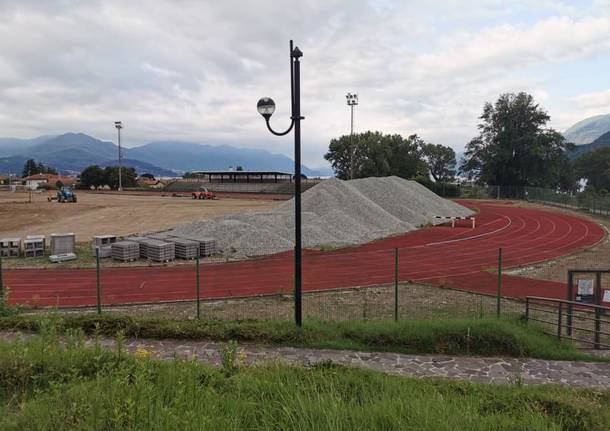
461,92 -> 575,189
140,173 -> 155,180
422,143 -> 456,182
235,166 -> 244,171
575,147 -> 610,193
22,159 -> 57,177
79,165 -> 106,189
324,131 -> 426,180
103,166 -> 137,189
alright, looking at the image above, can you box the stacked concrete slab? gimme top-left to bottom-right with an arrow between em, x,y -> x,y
139,238 -> 175,262
91,235 -> 117,258
197,238 -> 218,256
50,233 -> 75,255
111,241 -> 140,262
125,237 -> 152,258
24,235 -> 45,257
171,238 -> 200,259
0,238 -> 21,258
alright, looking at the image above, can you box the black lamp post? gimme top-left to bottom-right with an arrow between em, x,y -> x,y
257,40 -> 304,327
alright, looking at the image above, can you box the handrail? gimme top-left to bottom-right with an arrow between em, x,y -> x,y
525,296 -> 609,350
526,296 -> 610,312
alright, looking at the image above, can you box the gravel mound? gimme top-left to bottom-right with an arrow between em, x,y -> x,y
168,176 -> 473,256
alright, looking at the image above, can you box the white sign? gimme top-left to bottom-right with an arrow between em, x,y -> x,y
603,290 -> 610,303
577,279 -> 594,296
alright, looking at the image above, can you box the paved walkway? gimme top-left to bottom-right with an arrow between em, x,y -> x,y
2,331 -> 609,388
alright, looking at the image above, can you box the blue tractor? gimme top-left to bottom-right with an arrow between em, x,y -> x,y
57,186 -> 77,203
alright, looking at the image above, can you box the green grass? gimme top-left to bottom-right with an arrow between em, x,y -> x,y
0,333 -> 608,430
0,314 -> 603,361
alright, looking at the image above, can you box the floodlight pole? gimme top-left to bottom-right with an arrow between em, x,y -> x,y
115,121 -> 123,191
257,40 -> 304,327
346,93 -> 358,179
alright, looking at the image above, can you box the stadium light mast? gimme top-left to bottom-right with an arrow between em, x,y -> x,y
346,93 -> 358,179
257,40 -> 305,328
114,121 -> 123,191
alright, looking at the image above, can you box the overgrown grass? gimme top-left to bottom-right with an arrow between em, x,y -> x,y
0,314 -> 603,361
0,333 -> 608,430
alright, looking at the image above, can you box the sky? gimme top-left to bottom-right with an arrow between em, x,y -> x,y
0,0 -> 609,169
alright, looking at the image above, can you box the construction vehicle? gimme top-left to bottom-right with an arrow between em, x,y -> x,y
192,187 -> 216,200
55,186 -> 77,203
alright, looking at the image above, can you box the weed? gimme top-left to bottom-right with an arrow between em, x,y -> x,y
219,340 -> 239,374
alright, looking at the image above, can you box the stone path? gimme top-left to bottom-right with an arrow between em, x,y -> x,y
2,331 -> 609,388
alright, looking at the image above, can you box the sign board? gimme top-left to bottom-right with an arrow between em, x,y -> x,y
576,279 -> 595,304
603,289 -> 610,303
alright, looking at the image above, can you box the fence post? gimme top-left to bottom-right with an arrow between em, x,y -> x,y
0,255 -> 4,301
557,302 -> 562,340
567,271 -> 573,336
394,248 -> 399,322
496,248 -> 502,318
593,307 -> 601,350
196,255 -> 201,320
95,247 -> 101,315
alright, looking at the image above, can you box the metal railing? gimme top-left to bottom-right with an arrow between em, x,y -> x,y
525,296 -> 610,349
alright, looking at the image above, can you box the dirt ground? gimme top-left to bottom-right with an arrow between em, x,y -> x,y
0,190 -> 279,242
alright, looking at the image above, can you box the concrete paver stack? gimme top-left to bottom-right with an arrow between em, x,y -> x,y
171,238 -> 199,260
111,241 -> 140,262
50,233 -> 76,255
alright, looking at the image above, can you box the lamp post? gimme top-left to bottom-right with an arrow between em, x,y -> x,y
346,93 -> 358,179
257,40 -> 304,327
114,121 -> 123,191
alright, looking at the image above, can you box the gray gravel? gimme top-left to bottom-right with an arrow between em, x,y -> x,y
168,176 -> 473,256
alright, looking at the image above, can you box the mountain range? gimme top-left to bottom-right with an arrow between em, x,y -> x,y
0,133 -> 330,177
564,114 -> 610,160
564,114 -> 610,146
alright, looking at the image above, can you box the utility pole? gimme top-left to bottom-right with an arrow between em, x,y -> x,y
114,121 -> 123,191
346,93 -> 358,179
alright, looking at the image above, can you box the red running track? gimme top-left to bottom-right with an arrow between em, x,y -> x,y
3,200 -> 606,308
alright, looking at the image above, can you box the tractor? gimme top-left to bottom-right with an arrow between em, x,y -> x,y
192,187 -> 216,200
56,186 -> 77,203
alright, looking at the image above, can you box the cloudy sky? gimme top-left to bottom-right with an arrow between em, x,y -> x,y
0,0 -> 609,168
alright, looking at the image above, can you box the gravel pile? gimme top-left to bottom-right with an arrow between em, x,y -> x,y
168,176 -> 473,256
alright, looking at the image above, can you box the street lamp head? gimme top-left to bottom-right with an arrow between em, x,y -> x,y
257,97 -> 276,120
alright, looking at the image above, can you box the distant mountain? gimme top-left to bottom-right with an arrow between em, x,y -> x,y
564,114 -> 610,145
128,141 -> 320,176
0,155 -> 29,176
0,132 -> 330,178
569,131 -> 610,160
0,133 -> 175,177
0,135 -> 57,156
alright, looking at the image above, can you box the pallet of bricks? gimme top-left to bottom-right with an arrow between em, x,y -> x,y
92,235 -> 117,258
0,238 -> 21,258
127,237 -> 175,262
148,233 -> 200,260
111,241 -> 140,262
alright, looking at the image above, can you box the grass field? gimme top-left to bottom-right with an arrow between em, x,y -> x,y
0,331 -> 608,430
0,314 -> 603,361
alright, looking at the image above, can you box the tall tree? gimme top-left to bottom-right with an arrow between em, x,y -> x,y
104,166 -> 137,189
79,165 -> 106,188
324,131 -> 426,180
22,159 -> 57,177
461,92 -> 575,189
422,143 -> 456,181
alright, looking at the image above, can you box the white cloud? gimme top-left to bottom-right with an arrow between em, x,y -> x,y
0,0 -> 608,168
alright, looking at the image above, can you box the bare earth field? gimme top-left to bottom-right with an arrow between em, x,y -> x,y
0,190 -> 279,242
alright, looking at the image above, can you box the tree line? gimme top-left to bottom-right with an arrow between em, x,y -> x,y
325,132 -> 456,182
79,165 -> 137,189
325,91 -> 610,195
